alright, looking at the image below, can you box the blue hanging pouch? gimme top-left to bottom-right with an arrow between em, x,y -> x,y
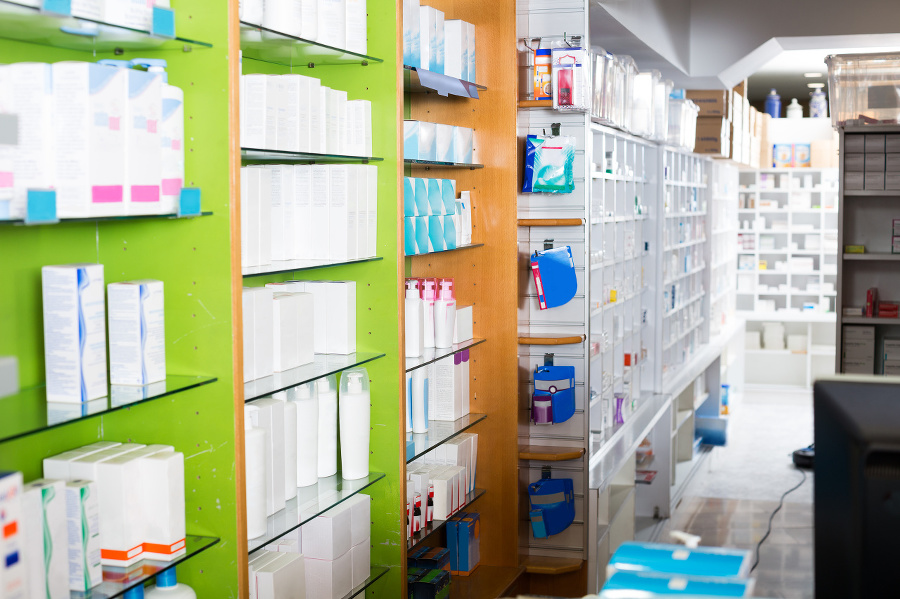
528,467 -> 575,538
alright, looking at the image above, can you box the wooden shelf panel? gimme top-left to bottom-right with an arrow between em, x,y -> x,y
518,445 -> 585,462
517,218 -> 584,227
521,555 -> 584,576
518,334 -> 586,346
450,565 -> 525,599
518,99 -> 552,108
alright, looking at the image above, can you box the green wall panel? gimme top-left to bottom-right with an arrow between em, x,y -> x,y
0,4 -> 239,596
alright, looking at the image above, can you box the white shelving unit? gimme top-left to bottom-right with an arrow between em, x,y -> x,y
836,126 -> 900,375
709,162 -> 739,335
735,168 -> 840,314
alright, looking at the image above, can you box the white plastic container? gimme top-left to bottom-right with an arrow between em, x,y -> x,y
339,368 -> 370,480
317,375 -> 338,478
290,381 -> 319,487
826,52 -> 900,128
244,406 -> 267,540
405,279 -> 425,358
145,568 -> 196,598
786,98 -> 803,119
433,278 -> 456,349
410,366 -> 428,434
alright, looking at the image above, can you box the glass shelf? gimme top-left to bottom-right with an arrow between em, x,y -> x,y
241,148 -> 383,164
406,413 -> 487,463
345,566 -> 389,599
403,65 -> 486,96
0,212 -> 212,227
407,488 -> 485,551
0,0 -> 212,53
405,159 -> 484,170
244,352 -> 385,402
239,21 -> 383,67
0,375 -> 217,444
405,338 -> 485,373
71,535 -> 218,599
248,472 -> 386,554
243,256 -> 383,278
407,243 -> 484,257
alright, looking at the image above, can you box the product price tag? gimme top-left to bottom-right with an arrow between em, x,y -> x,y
25,189 -> 58,225
152,6 -> 176,38
177,187 -> 201,217
42,0 -> 71,16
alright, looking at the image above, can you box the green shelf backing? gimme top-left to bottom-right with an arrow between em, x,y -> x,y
0,4 -> 239,596
240,0 -> 402,593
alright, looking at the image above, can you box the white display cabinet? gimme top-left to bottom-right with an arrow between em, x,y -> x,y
710,162 -> 739,335
742,312 -> 836,389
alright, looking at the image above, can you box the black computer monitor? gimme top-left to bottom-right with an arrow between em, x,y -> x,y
814,379 -> 900,598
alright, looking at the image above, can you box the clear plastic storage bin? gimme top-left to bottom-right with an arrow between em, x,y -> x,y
631,69 -> 660,139
667,99 -> 700,151
592,49 -> 614,124
612,55 -> 627,129
620,55 -> 637,132
653,79 -> 674,143
826,52 -> 900,128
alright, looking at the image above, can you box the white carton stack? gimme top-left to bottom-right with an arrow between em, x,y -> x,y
843,325 -> 875,374
883,338 -> 900,375
345,495 -> 371,588
301,503 -> 353,598
763,322 -> 785,350
787,334 -> 808,353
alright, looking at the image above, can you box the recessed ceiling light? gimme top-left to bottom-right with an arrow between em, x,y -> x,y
805,72 -> 824,78
807,83 -> 825,89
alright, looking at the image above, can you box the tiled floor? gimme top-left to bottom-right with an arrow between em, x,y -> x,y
656,389 -> 815,598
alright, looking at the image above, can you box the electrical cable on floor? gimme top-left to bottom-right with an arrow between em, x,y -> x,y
750,468 -> 808,572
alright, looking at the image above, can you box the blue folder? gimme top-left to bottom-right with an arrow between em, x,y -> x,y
530,246 -> 577,310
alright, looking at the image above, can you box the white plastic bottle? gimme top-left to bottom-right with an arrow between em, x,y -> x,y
433,278 -> 457,348
786,98 -> 803,119
411,366 -> 429,433
316,374 -> 338,478
243,406 -> 267,540
290,381 -> 319,487
145,568 -> 196,598
130,59 -> 184,214
339,368 -> 371,480
405,279 -> 425,358
272,391 -> 297,500
421,278 -> 437,348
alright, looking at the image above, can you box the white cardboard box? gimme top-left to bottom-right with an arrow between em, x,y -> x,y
323,281 -> 356,354
350,541 -> 370,588
294,165 -> 313,259
443,20 -> 466,80
65,480 -> 102,592
67,444 -> 149,482
139,451 -> 186,561
42,442 -> 121,480
42,264 -> 107,403
343,494 -> 371,547
124,69 -> 162,215
23,479 -> 68,599
311,165 -> 331,259
304,551 -> 352,599
345,0 -> 367,55
453,305 -> 473,343
328,165 -> 351,260
365,164 -> 378,257
107,280 -> 166,386
317,0 -> 347,50
8,63 -> 55,220
256,552 -> 306,599
52,62 -> 127,218
272,293 -> 302,372
430,356 -> 460,421
301,505 -> 351,560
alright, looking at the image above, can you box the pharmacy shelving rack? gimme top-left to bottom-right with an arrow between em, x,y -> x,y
835,125 -> 900,375
401,0 -> 522,596
733,167 -> 838,388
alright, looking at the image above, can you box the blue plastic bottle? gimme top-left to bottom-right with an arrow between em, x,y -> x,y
765,88 -> 781,118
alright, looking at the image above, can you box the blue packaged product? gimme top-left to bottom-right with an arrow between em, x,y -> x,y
601,570 -> 754,597
608,542 -> 752,579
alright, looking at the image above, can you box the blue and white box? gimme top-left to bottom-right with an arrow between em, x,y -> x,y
608,542 -> 752,579
428,215 -> 445,252
452,126 -> 473,164
440,179 -> 456,214
414,178 -> 431,216
418,121 -> 436,161
405,216 -> 418,255
427,178 -> 443,215
404,177 -> 418,217
466,22 -> 476,83
443,215 -> 457,250
444,20 -> 466,80
415,216 -> 430,254
601,571 -> 754,597
404,120 -> 420,160
436,123 -> 454,162
403,0 -> 421,68
42,264 -> 108,403
108,280 -> 166,386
